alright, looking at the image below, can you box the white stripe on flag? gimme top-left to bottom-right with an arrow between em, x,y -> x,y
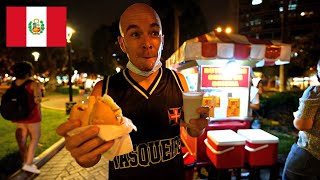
26,7 -> 47,47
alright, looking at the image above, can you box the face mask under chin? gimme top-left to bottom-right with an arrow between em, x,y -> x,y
126,60 -> 162,77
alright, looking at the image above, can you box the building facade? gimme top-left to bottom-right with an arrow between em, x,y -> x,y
238,0 -> 320,40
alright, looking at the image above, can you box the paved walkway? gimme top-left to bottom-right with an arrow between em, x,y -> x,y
39,94 -> 109,179
35,147 -> 108,180
41,93 -> 84,111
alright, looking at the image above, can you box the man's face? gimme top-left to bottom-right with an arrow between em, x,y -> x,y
118,5 -> 164,71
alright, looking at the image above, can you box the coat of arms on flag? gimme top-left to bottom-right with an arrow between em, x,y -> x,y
6,6 -> 67,47
168,107 -> 182,126
29,19 -> 45,35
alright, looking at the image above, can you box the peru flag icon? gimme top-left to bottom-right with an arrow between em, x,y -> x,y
6,6 -> 67,47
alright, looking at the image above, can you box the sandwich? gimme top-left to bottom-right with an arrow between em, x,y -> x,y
69,95 -> 123,126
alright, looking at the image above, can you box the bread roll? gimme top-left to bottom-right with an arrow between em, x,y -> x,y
69,96 -> 96,126
89,97 -> 121,125
69,95 -> 122,127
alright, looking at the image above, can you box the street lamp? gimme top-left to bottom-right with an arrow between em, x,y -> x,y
32,51 -> 40,73
66,26 -> 75,114
116,67 -> 121,73
32,51 -> 40,62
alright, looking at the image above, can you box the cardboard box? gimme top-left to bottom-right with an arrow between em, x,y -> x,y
205,130 -> 246,169
237,129 -> 279,166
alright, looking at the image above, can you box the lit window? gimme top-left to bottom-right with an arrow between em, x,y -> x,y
300,12 -> 305,16
279,7 -> 283,12
289,0 -> 297,11
252,0 -> 262,5
288,4 -> 297,10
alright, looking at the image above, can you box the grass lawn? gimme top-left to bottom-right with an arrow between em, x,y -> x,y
261,119 -> 298,156
266,131 -> 297,155
0,107 -> 68,178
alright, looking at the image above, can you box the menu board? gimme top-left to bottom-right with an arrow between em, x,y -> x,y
201,66 -> 249,88
200,65 -> 251,119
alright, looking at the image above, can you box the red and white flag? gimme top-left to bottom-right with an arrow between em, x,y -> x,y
6,6 -> 67,47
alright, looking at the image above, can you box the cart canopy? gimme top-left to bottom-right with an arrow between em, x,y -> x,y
166,30 -> 291,69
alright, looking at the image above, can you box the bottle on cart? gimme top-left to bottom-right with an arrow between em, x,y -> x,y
251,119 -> 261,129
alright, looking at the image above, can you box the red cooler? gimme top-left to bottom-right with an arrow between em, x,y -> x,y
237,129 -> 279,166
205,130 -> 246,169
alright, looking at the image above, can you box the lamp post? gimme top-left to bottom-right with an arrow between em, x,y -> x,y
116,67 -> 121,73
32,51 -> 40,73
66,26 -> 75,114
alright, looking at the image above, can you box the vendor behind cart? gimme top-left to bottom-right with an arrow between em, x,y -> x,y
249,70 -> 260,117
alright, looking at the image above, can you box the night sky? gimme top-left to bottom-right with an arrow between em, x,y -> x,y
45,0 -> 233,47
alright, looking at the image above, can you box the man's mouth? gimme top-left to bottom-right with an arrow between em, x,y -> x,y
138,51 -> 157,58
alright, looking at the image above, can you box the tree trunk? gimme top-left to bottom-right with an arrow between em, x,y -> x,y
280,0 -> 289,92
46,48 -> 58,92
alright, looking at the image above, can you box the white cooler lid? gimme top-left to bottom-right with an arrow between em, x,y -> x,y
207,130 -> 246,146
237,129 -> 279,144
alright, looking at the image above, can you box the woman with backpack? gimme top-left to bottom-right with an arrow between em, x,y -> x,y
10,61 -> 42,174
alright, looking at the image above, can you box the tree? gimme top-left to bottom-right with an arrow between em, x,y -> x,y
150,0 -> 208,60
43,48 -> 66,92
287,32 -> 320,77
91,24 -> 119,75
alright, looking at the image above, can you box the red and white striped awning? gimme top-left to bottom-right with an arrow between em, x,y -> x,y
166,30 -> 291,68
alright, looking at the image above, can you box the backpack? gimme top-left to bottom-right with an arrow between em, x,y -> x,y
0,80 -> 35,121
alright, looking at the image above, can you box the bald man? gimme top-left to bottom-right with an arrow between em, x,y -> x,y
57,3 -> 208,179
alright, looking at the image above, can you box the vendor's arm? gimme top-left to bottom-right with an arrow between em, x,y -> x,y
250,103 -> 260,110
177,72 -> 209,137
250,92 -> 260,110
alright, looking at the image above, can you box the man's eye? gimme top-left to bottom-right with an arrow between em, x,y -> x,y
130,32 -> 140,38
151,31 -> 160,37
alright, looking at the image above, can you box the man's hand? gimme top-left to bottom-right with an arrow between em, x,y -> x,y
180,106 -> 209,137
56,120 -> 114,167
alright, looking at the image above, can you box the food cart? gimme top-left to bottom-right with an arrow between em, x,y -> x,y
166,30 -> 291,175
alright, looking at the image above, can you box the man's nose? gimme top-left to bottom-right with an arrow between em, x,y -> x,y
142,43 -> 153,49
141,36 -> 153,49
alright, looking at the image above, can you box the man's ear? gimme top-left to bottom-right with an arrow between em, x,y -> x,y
160,34 -> 164,50
118,36 -> 127,53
